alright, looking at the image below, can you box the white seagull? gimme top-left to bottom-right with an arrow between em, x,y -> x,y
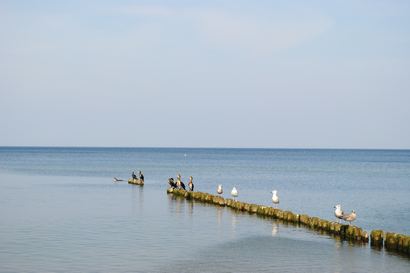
217,184 -> 223,195
342,210 -> 357,225
271,190 -> 279,207
113,177 -> 124,182
231,187 -> 238,200
334,204 -> 344,223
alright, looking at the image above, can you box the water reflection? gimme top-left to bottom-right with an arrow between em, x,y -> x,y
188,200 -> 194,215
271,222 -> 279,237
334,238 -> 342,250
2,165 -> 410,273
230,212 -> 237,238
131,185 -> 144,213
167,194 -> 186,215
216,206 -> 223,226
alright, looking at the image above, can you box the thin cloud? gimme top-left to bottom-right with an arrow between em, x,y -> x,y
197,11 -> 332,52
113,4 -> 176,17
113,4 -> 333,53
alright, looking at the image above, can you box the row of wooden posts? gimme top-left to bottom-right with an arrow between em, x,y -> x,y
167,188 -> 410,257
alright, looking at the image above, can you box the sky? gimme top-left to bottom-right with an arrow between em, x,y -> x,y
0,0 -> 409,149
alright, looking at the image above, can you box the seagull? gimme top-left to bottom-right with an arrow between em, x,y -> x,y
231,187 -> 238,200
217,184 -> 223,195
342,210 -> 357,225
113,177 -> 124,182
271,190 -> 279,207
334,204 -> 344,223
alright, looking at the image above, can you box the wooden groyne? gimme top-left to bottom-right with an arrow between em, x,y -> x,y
128,178 -> 144,186
167,188 -> 410,257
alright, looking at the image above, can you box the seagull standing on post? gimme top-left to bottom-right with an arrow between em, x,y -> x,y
217,184 -> 223,195
231,187 -> 238,200
342,210 -> 357,225
271,190 -> 279,207
334,204 -> 344,223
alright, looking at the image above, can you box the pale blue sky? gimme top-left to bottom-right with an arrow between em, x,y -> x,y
1,0 -> 409,148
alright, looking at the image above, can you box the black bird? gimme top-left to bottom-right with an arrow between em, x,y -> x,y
188,176 -> 194,191
180,181 -> 186,190
168,178 -> 177,188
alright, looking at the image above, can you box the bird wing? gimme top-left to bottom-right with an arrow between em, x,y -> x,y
342,213 -> 353,221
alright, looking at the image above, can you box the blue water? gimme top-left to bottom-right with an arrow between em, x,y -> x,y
0,147 -> 409,272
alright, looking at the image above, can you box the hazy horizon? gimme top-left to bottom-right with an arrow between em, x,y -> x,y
1,0 -> 409,149
1,145 -> 410,151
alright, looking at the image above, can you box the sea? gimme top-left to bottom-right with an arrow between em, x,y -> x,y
0,147 -> 409,272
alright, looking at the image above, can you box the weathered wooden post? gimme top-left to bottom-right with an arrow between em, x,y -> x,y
385,232 -> 399,251
370,230 -> 384,247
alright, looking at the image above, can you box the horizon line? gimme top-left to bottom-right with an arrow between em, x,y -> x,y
0,145 -> 409,151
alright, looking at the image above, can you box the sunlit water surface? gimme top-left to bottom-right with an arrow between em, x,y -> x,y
0,147 -> 409,272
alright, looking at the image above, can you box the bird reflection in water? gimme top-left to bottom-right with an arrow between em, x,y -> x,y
271,222 -> 279,237
131,185 -> 144,213
188,200 -> 194,215
230,212 -> 238,238
167,194 -> 184,215
216,206 -> 223,226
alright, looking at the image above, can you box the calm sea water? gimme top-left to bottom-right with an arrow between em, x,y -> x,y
0,147 -> 409,272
